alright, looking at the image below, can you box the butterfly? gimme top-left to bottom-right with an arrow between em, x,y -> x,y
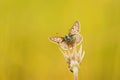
49,21 -> 83,50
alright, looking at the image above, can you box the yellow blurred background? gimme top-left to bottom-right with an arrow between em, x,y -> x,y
0,0 -> 120,80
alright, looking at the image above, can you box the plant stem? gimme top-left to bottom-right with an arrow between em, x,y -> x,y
73,66 -> 78,80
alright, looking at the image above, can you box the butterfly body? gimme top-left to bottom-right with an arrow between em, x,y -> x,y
64,35 -> 74,48
64,35 -> 72,43
49,21 -> 82,50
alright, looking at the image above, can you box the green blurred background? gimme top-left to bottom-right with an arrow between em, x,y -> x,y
0,0 -> 120,80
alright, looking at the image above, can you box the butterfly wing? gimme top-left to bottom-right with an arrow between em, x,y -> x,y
49,36 -> 64,44
68,21 -> 83,45
69,21 -> 80,36
49,36 -> 70,50
60,41 -> 70,50
71,34 -> 83,45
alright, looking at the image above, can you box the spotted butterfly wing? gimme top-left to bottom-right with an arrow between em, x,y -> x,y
69,21 -> 82,45
69,21 -> 80,36
49,36 -> 63,44
49,36 -> 69,50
